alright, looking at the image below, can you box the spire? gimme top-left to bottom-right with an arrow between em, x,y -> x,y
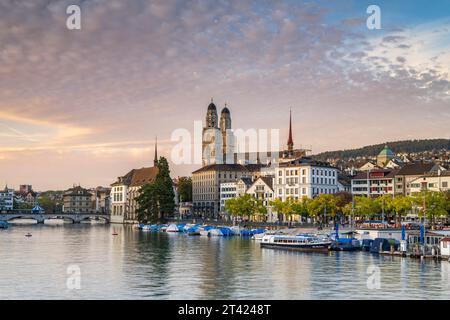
154,136 -> 158,166
287,108 -> 294,153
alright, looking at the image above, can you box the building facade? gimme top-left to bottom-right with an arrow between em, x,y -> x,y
111,166 -> 159,224
0,185 -> 14,212
63,186 -> 95,213
193,164 -> 253,218
394,162 -> 440,196
274,157 -> 339,200
409,170 -> 450,194
246,176 -> 274,207
351,169 -> 398,197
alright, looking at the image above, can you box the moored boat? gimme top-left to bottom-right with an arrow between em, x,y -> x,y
260,234 -> 331,252
166,224 -> 180,232
330,238 -> 361,251
209,228 -> 224,237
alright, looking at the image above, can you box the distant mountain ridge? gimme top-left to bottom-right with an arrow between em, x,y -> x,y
313,139 -> 450,161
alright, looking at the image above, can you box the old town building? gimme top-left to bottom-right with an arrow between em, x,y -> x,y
110,141 -> 159,224
409,170 -> 450,194
63,185 -> 95,213
351,169 -> 398,197
0,185 -> 14,212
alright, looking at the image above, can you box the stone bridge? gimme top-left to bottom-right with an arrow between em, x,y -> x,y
0,211 -> 110,224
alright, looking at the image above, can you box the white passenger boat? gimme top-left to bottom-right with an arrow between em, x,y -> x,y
260,234 -> 331,252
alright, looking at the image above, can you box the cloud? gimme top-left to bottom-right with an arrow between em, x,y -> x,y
0,0 -> 449,189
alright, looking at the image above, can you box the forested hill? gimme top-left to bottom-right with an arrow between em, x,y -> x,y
313,139 -> 450,161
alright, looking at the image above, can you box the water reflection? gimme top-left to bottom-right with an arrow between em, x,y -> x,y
1,224 -> 450,299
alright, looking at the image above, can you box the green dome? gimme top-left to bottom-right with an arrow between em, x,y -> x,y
378,145 -> 394,157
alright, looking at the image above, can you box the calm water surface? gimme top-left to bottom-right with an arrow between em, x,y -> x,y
1,223 -> 450,299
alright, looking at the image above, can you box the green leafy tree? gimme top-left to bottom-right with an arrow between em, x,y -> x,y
155,157 -> 175,217
391,195 -> 412,224
270,198 -> 285,222
292,197 -> 310,221
374,194 -> 394,221
177,177 -> 192,202
37,196 -> 58,213
136,157 -> 175,223
136,183 -> 159,223
353,196 -> 381,220
413,191 -> 448,224
14,200 -> 33,210
225,194 -> 266,221
307,194 -> 338,225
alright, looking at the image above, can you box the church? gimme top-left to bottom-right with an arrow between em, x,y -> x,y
193,99 -> 311,218
202,99 -> 235,166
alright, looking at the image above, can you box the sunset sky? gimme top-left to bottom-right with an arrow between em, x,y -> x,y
0,0 -> 449,190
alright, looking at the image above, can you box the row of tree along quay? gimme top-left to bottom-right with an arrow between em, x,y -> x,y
224,191 -> 450,227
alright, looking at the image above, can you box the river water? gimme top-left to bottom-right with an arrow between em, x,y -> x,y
1,223 -> 450,299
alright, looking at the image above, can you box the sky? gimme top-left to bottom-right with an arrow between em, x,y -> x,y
0,0 -> 449,190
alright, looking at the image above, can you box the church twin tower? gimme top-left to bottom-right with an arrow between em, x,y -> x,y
202,99 -> 297,166
202,99 -> 235,166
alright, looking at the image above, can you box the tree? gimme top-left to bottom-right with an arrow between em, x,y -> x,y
353,196 -> 380,220
136,157 -> 175,223
374,194 -> 394,221
270,198 -> 285,222
225,194 -> 266,222
269,197 -> 298,224
13,200 -> 33,210
307,194 -> 338,225
37,195 -> 59,213
177,177 -> 192,202
413,191 -> 448,224
335,192 -> 352,209
155,157 -> 175,218
334,192 -> 352,223
136,183 -> 159,223
291,197 -> 310,222
391,195 -> 412,224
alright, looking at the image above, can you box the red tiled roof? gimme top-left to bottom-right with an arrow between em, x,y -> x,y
396,162 -> 435,176
352,169 -> 399,180
130,167 -> 158,187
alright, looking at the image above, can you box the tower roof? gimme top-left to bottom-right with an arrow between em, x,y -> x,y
378,144 -> 394,157
221,106 -> 230,114
287,109 -> 294,150
208,98 -> 217,111
154,137 -> 158,166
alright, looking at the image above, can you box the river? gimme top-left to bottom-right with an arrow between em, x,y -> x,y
1,223 -> 450,299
